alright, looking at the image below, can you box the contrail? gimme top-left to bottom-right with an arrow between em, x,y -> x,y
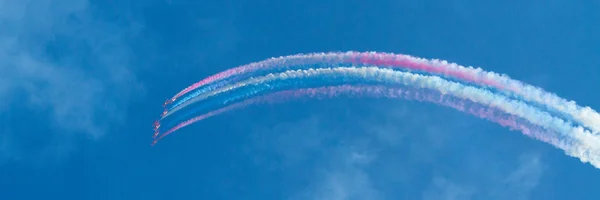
161,67 -> 592,145
164,52 -> 600,134
155,66 -> 600,168
154,85 -> 598,168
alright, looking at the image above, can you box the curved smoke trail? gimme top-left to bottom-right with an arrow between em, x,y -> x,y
163,67 -> 380,118
160,67 -> 600,154
165,52 -> 600,134
154,85 -> 596,168
155,67 -> 600,168
161,78 -> 346,130
162,66 -> 596,148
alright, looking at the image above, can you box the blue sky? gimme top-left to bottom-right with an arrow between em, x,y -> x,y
1,0 -> 599,199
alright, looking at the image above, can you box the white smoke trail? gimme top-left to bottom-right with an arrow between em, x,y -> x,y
166,51 -> 600,134
349,51 -> 600,135
163,66 -> 600,168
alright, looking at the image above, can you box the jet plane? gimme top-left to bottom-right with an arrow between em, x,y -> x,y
162,99 -> 175,107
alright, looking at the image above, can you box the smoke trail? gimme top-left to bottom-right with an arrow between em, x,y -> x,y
154,85 -> 577,166
161,66 -> 587,141
351,52 -> 600,134
169,81 -> 230,110
167,71 -> 360,112
158,67 -> 600,167
165,52 -> 600,134
161,78 -> 345,131
166,53 -> 347,102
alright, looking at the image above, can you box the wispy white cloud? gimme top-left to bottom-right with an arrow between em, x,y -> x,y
421,152 -> 546,200
489,153 -> 546,200
0,0 -> 143,163
420,138 -> 546,198
247,114 -> 383,199
245,99 -> 548,199
296,165 -> 382,200
288,143 -> 383,200
422,177 -> 476,200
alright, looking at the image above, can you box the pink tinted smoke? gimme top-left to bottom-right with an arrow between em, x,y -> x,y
155,85 -> 555,146
170,52 -> 520,102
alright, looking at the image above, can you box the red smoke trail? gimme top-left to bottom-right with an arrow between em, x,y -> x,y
164,52 -> 600,138
349,52 -> 510,91
165,52 -> 510,105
